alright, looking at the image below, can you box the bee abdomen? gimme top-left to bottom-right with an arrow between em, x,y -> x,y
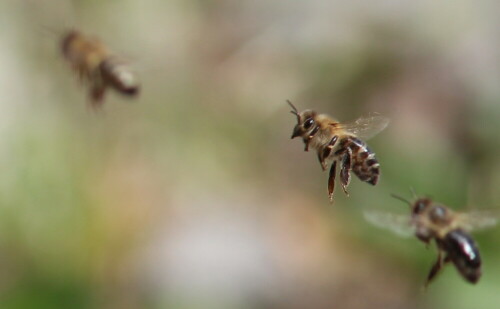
347,137 -> 380,185
99,57 -> 140,96
441,230 -> 481,283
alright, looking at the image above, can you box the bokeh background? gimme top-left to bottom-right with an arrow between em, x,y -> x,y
1,0 -> 499,308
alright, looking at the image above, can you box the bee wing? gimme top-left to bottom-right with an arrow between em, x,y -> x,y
338,113 -> 390,141
456,211 -> 498,232
363,210 -> 414,238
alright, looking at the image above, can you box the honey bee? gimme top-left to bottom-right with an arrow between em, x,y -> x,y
365,195 -> 498,286
288,101 -> 389,201
61,30 -> 140,107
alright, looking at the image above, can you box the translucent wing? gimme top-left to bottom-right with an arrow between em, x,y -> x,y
363,210 -> 414,238
456,211 -> 498,232
338,113 -> 389,140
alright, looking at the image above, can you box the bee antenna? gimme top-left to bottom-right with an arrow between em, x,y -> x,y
287,100 -> 300,121
390,194 -> 412,207
37,24 -> 61,38
409,187 -> 417,199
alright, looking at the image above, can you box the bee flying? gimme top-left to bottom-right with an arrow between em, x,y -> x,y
365,195 -> 498,286
288,100 -> 389,201
61,30 -> 140,107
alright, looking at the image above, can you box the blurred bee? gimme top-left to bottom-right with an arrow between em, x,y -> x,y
365,194 -> 498,286
288,101 -> 389,201
61,30 -> 139,107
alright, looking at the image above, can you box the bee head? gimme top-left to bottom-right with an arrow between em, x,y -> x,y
61,29 -> 82,56
412,198 -> 432,215
287,100 -> 317,139
391,193 -> 431,215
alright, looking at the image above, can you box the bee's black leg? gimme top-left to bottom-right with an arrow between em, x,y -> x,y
317,147 -> 327,171
425,250 -> 444,288
319,135 -> 339,171
340,148 -> 352,196
328,161 -> 337,202
304,125 -> 320,152
302,135 -> 310,152
323,136 -> 338,158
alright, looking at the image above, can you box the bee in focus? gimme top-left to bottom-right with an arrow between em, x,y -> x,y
61,30 -> 140,107
288,100 -> 389,201
365,194 -> 497,286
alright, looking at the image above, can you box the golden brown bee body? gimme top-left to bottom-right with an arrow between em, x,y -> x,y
61,30 -> 139,107
288,101 -> 388,201
365,196 -> 497,286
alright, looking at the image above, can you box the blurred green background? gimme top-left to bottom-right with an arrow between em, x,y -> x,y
0,0 -> 499,308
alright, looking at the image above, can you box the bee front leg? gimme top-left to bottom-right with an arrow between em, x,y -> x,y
340,148 -> 352,196
317,148 -> 327,171
328,161 -> 337,202
425,250 -> 444,288
304,126 -> 320,152
318,136 -> 338,171
304,141 -> 310,152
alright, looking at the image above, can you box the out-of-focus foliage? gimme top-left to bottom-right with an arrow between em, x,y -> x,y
0,0 -> 499,308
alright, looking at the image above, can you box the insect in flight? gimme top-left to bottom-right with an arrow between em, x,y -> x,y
61,30 -> 140,107
287,100 -> 389,201
365,194 -> 498,286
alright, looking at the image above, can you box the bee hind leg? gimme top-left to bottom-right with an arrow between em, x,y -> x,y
340,148 -> 352,196
328,161 -> 337,202
425,250 -> 444,288
89,85 -> 106,109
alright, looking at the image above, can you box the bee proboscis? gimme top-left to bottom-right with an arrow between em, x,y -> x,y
288,100 -> 389,201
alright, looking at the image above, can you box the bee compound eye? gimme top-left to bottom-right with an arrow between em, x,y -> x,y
304,118 -> 314,129
414,202 -> 426,214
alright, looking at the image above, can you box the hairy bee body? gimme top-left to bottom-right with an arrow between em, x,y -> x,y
411,199 -> 482,285
61,30 -> 139,106
334,136 -> 380,185
411,198 -> 484,284
365,196 -> 495,286
308,126 -> 380,184
288,102 -> 386,201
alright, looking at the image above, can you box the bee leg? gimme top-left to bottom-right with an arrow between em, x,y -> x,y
425,250 -> 444,288
340,148 -> 352,196
321,135 -> 338,170
317,148 -> 327,171
304,126 -> 320,152
89,85 -> 106,109
328,161 -> 337,202
304,137 -> 311,151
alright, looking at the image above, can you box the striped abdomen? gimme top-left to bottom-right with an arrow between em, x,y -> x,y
439,229 -> 481,283
99,57 -> 140,96
345,137 -> 380,185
